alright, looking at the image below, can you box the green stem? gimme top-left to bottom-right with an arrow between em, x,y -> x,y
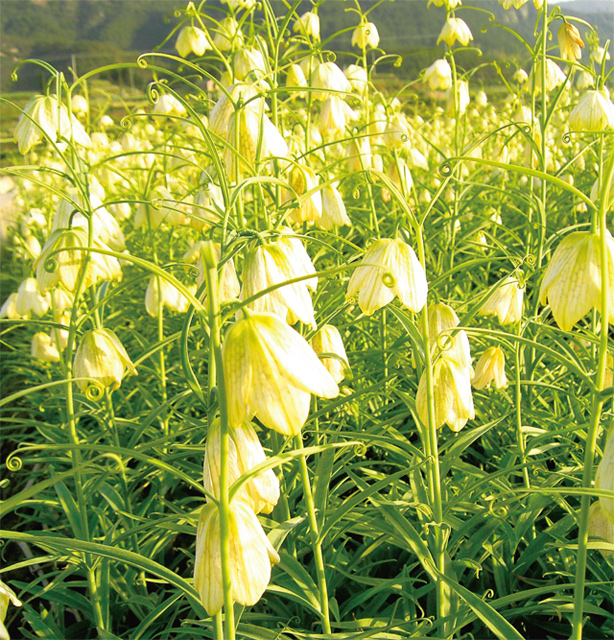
570,143 -> 614,640
415,225 -> 447,628
514,323 -> 531,489
294,433 -> 331,634
203,243 -> 235,640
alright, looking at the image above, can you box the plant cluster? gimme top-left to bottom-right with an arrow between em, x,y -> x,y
0,0 -> 613,639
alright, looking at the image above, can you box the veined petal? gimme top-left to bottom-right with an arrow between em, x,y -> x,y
223,320 -> 254,429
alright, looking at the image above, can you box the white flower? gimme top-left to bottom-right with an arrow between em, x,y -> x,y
311,324 -> 349,383
175,25 -> 211,58
472,346 -> 507,389
293,11 -> 320,39
424,59 -> 452,91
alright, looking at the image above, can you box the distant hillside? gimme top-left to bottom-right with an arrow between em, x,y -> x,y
1,0 -> 612,90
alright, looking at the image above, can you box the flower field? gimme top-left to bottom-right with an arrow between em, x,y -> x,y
1,0 -> 613,638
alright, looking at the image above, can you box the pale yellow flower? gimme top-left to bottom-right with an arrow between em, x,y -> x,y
424,59 -> 452,91
428,302 -> 472,372
73,328 -> 136,393
437,18 -> 473,47
480,276 -> 524,325
31,332 -> 60,363
416,357 -> 475,432
588,502 -> 614,559
203,420 -> 280,514
193,499 -> 280,616
175,25 -> 211,58
0,580 -> 21,640
539,231 -> 614,331
311,324 -> 349,383
293,11 -> 320,39
352,22 -> 380,49
223,312 -> 339,435
347,239 -> 428,316
569,90 -> 614,132
318,183 -> 351,230
558,22 -> 584,62
472,346 -> 507,389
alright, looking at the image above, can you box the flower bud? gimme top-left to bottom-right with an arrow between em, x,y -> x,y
73,328 -> 136,393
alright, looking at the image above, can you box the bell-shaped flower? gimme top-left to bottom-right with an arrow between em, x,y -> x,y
185,242 -> 240,305
0,293 -> 26,320
344,64 -> 368,94
145,275 -> 193,316
193,498 -> 280,616
15,277 -> 50,318
416,356 -> 475,432
71,94 -> 88,116
445,79 -> 470,117
346,238 -> 428,316
14,95 -> 91,154
428,302 -> 472,372
318,96 -> 354,137
73,328 -> 136,393
203,419 -> 280,514
311,62 -> 351,100
209,83 -> 260,140
31,332 -> 60,363
318,182 -> 351,230
213,17 -> 243,51
531,59 -> 567,92
480,276 -> 524,325
558,22 -> 584,62
352,22 -> 380,49
234,46 -> 267,83
293,11 -> 320,39
424,59 -> 453,90
588,502 -> 614,559
222,311 -> 339,435
311,324 -> 349,383
568,90 -> 614,132
176,25 -> 211,58
153,93 -> 186,116
437,18 -> 473,47
472,346 -> 507,389
35,228 -> 89,293
241,241 -> 316,328
284,164 -> 323,224
539,231 -> 614,331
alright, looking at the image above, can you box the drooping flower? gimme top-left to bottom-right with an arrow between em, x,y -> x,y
472,346 -> 507,389
311,62 -> 352,100
558,22 -> 584,62
31,332 -> 60,363
428,302 -> 472,372
284,164 -> 323,224
318,182 -> 351,230
568,90 -> 614,132
480,276 -> 524,325
352,22 -> 380,49
424,59 -> 453,91
531,59 -> 567,92
539,231 -> 614,331
14,277 -> 50,318
416,356 -> 475,432
222,312 -> 339,435
346,239 -> 428,316
145,275 -> 194,316
293,11 -> 320,40
311,324 -> 349,383
437,18 -> 473,47
175,25 -> 211,58
203,420 -> 280,514
73,328 -> 136,393
193,499 -> 280,616
240,240 -> 316,328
